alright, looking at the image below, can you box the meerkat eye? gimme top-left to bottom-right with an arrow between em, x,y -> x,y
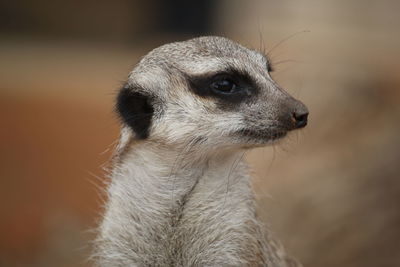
210,79 -> 237,94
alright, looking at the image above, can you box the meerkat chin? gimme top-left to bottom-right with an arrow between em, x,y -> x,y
95,36 -> 308,267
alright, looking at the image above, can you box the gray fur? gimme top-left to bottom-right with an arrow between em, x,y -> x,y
94,36 -> 307,266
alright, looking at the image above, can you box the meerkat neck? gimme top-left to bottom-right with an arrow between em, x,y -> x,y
97,141 -> 275,266
112,141 -> 245,215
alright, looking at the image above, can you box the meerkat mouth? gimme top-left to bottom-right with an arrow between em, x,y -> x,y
237,129 -> 287,142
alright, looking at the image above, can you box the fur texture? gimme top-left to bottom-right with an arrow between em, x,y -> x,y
94,36 -> 307,266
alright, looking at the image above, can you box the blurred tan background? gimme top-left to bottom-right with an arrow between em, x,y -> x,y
1,0 -> 400,266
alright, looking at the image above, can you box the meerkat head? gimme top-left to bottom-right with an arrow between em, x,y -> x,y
116,36 -> 308,152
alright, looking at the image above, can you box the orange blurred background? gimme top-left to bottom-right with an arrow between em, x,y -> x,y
1,1 -> 400,266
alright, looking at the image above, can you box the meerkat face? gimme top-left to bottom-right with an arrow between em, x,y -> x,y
117,36 -> 308,151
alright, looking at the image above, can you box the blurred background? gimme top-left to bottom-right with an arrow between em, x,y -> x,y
1,0 -> 399,266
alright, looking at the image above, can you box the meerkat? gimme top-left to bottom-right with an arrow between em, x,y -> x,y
94,36 -> 308,267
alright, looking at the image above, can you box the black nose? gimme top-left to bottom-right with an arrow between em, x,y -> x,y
292,110 -> 308,128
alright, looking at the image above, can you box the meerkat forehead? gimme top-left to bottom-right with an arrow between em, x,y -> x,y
132,36 -> 270,79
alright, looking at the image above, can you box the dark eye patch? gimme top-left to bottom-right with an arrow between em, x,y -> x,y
187,68 -> 259,107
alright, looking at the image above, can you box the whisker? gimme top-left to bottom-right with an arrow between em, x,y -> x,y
266,30 -> 310,58
257,16 -> 266,55
273,59 -> 303,66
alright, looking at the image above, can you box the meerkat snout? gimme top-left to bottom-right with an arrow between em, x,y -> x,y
116,36 -> 308,149
292,104 -> 309,129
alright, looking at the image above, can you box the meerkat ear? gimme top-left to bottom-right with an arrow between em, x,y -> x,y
116,84 -> 154,139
